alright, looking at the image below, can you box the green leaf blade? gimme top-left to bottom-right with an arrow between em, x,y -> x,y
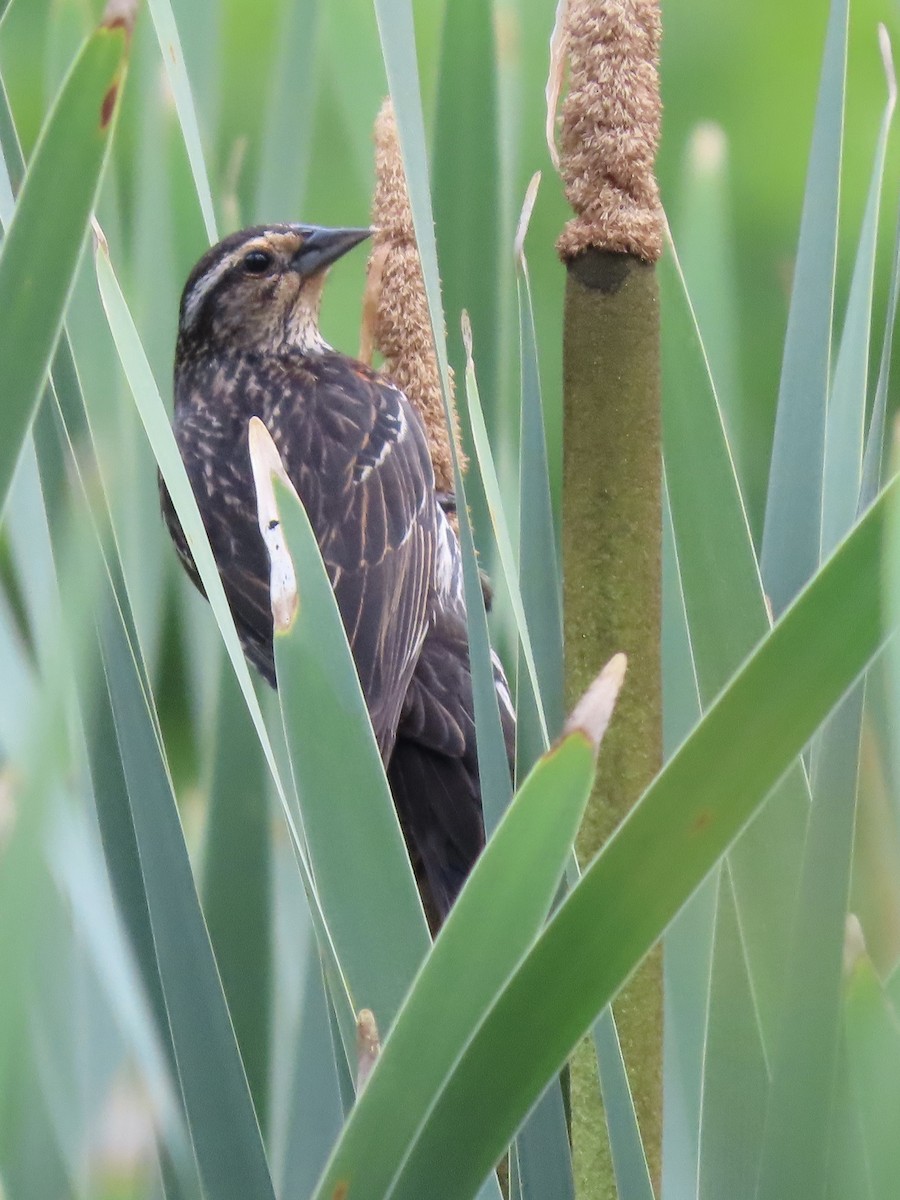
379,474 -> 895,1200
270,473 -> 431,1032
312,729 -> 602,1200
0,14 -> 129,513
760,0 -> 848,614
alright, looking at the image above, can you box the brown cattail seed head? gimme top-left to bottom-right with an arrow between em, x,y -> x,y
556,0 -> 664,263
367,98 -> 466,494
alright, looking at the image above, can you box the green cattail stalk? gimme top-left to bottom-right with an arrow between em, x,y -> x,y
556,0 -> 664,1192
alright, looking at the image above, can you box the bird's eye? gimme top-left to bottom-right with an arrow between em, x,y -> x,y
243,250 -> 273,275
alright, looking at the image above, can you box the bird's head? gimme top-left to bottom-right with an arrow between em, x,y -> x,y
176,223 -> 371,356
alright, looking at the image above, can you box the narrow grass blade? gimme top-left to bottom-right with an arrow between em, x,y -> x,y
843,943 -> 900,1196
516,187 -> 565,753
462,312 -> 548,748
0,586 -> 34,755
270,896 -> 345,1198
860,216 -> 900,512
513,1081 -> 575,1200
0,6 -> 132,514
253,430 -> 430,1032
362,475 -> 896,1200
761,0 -> 848,614
661,476 -> 716,1200
145,0 -> 217,242
861,38 -> 900,513
5,436 -> 61,679
592,1007 -> 655,1200
675,123 -> 756,528
432,0 -> 501,423
202,665 -> 272,1134
311,665 -> 623,1200
696,869 -> 768,1200
49,804 -> 193,1174
661,239 -> 810,1050
96,579 -> 276,1200
821,28 -> 895,557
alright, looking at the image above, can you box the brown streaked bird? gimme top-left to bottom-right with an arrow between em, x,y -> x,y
161,223 -> 515,924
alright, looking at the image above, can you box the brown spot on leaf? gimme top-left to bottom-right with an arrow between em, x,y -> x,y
332,1184 -> 349,1200
100,84 -> 118,129
168,42 -> 177,64
101,0 -> 137,35
691,809 -> 713,834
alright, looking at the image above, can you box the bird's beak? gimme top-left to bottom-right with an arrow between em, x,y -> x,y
292,226 -> 372,276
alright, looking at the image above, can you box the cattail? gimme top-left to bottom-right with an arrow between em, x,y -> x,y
364,98 -> 466,496
556,0 -> 663,263
555,0 -> 664,1189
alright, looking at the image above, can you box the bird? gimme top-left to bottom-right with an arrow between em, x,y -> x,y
161,223 -> 515,926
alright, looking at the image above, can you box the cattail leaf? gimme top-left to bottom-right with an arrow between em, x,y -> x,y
201,666 -> 272,1134
461,312 -> 548,752
349,474 -> 895,1200
661,240 -> 811,1051
821,28 -> 895,558
0,6 -> 132,515
516,224 -> 564,730
95,578 -> 276,1200
592,1006 -> 655,1200
145,0 -> 217,242
311,679 -> 620,1200
760,0 -> 848,614
843,944 -> 900,1196
755,32 -> 896,1200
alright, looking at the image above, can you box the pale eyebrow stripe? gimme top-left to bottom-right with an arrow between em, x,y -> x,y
181,236 -> 279,330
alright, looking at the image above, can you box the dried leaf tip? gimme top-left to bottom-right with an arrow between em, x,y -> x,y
356,1008 -> 381,1093
514,172 -> 541,265
365,97 -> 466,495
842,913 -> 867,978
689,122 -> 727,177
248,418 -> 299,633
555,0 -> 664,263
91,216 -> 109,255
879,25 -> 897,113
564,652 -> 627,752
101,0 -> 138,34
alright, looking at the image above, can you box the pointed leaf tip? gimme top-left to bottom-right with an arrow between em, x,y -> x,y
843,913 -> 867,978
248,417 -> 299,632
563,653 -> 627,751
546,0 -> 569,170
879,25 -> 897,112
91,216 -> 109,255
514,172 -> 541,264
356,1009 -> 381,1093
101,0 -> 138,35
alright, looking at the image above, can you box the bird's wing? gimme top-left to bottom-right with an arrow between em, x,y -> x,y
388,611 -> 516,923
269,354 -> 437,754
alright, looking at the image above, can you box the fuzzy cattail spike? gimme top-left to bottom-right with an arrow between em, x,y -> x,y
555,0 -> 664,263
365,98 -> 466,494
